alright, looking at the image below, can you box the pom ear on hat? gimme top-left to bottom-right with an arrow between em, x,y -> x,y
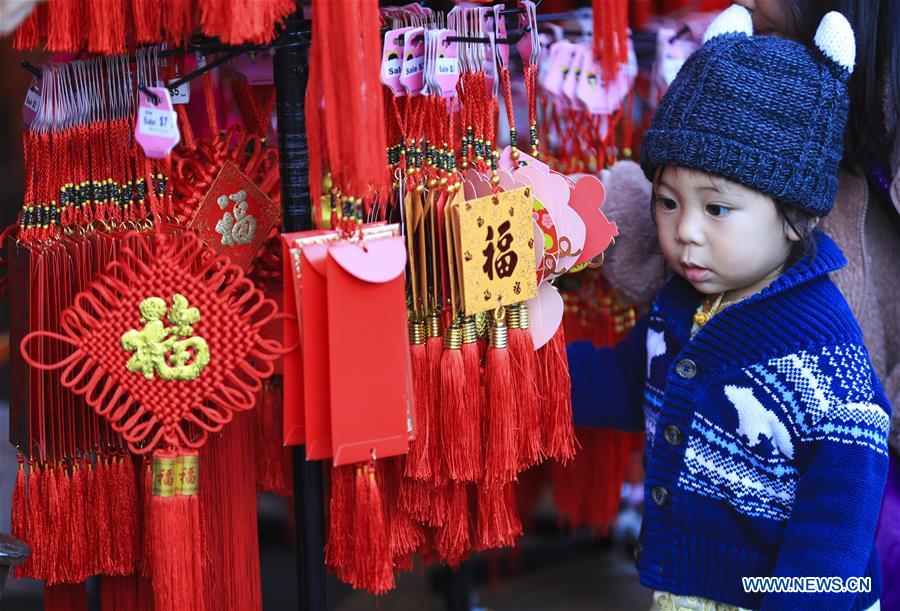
814,11 -> 856,75
703,4 -> 753,44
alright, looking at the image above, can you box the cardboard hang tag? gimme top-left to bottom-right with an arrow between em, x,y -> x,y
135,87 -> 180,159
457,186 -> 538,316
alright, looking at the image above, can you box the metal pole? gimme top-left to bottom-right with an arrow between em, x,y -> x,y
273,7 -> 327,611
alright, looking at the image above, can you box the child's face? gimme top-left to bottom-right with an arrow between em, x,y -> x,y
654,166 -> 799,300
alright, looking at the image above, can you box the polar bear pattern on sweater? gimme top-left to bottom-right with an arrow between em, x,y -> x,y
725,385 -> 795,459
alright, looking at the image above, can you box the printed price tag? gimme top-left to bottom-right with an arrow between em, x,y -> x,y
400,28 -> 425,95
23,85 -> 41,127
381,27 -> 415,96
169,79 -> 190,104
135,87 -> 180,159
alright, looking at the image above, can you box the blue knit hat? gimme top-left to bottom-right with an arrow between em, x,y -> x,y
641,6 -> 856,217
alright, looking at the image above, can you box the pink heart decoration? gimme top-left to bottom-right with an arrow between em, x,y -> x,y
568,175 -> 618,267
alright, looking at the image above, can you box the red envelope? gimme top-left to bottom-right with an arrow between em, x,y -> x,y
281,224 -> 404,458
326,237 -> 411,466
299,243 -> 332,459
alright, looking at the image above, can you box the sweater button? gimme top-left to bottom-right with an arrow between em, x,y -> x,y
664,424 -> 683,446
675,358 -> 697,379
651,486 -> 668,506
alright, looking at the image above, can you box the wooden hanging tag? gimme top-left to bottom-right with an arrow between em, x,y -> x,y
457,186 -> 537,316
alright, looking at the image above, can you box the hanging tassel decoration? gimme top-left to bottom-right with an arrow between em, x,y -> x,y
351,461 -> 394,594
484,310 -> 518,485
508,304 -> 543,469
11,457 -> 29,577
539,325 -> 577,463
440,322 -> 474,482
148,451 -> 206,611
405,321 -> 432,480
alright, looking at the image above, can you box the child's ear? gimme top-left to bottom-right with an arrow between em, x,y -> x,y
785,217 -> 819,242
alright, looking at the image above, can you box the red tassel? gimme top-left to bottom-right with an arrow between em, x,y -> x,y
426,318 -> 446,481
460,318 -> 485,479
350,463 -> 394,595
484,315 -> 519,486
405,323 -> 432,480
139,459 -> 154,579
326,464 -> 355,583
54,466 -> 72,584
440,323 -> 475,481
255,377 -> 292,496
132,0 -> 162,44
509,304 -> 543,469
11,458 -> 29,578
13,5 -> 42,50
69,461 -> 89,583
201,411 -> 263,611
476,483 -> 522,551
401,477 -> 448,528
45,465 -> 63,584
46,0 -> 81,51
149,451 -> 205,611
44,582 -> 88,611
94,458 -> 114,575
118,456 -> 140,576
380,456 -> 424,562
539,325 -> 577,463
435,481 -> 472,567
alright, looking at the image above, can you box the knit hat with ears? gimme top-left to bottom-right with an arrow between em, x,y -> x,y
640,5 -> 856,217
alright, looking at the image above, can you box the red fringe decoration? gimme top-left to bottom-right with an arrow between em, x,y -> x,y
202,412 -> 263,611
255,377 -> 293,496
405,330 -> 432,480
509,306 -> 543,469
593,0 -> 629,83
380,456 -> 424,563
460,325 -> 485,480
309,0 -> 388,208
435,481 -> 472,567
440,339 -> 472,482
326,464 -> 354,582
484,321 -> 518,486
426,330 -> 446,482
539,326 -> 577,463
351,463 -> 394,594
149,451 -> 206,611
11,459 -> 29,578
476,483 -> 522,551
132,0 -> 162,44
140,460 -> 154,579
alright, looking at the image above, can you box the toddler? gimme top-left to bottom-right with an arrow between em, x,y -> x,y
569,6 -> 891,610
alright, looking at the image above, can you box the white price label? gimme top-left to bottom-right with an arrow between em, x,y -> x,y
24,89 -> 41,112
169,79 -> 190,104
436,57 -> 459,76
138,107 -> 179,138
403,55 -> 424,77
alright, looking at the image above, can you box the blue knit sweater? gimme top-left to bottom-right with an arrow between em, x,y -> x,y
569,232 -> 891,610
